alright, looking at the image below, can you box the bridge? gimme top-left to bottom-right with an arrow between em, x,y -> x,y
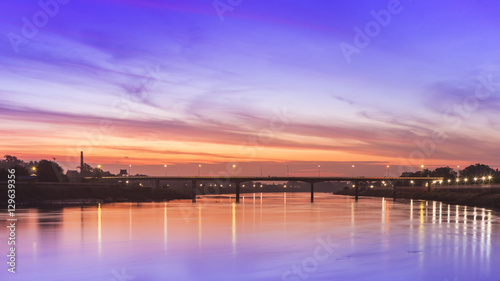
92,176 -> 444,203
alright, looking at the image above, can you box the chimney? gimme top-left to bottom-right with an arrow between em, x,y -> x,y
80,151 -> 84,174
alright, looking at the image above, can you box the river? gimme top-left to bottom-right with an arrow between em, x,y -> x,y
2,193 -> 499,280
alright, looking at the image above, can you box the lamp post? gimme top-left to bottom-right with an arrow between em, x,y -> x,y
352,165 -> 355,177
164,164 -> 168,177
386,165 -> 390,177
318,165 -> 321,177
232,164 -> 236,177
129,165 -> 132,176
198,164 -> 201,176
488,175 -> 492,184
421,165 -> 424,177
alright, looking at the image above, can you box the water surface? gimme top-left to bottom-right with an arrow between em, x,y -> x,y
2,193 -> 499,280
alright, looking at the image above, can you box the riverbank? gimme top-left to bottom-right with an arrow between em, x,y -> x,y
335,187 -> 500,210
0,182 -> 192,208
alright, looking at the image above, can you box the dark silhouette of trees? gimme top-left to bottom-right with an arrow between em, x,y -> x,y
401,166 -> 457,180
432,167 -> 457,179
460,164 -> 496,178
78,163 -> 94,177
36,160 -> 65,182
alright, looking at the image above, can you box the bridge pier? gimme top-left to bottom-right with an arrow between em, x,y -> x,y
311,182 -> 315,203
192,180 -> 197,203
392,186 -> 397,201
235,182 -> 240,203
155,180 -> 160,189
354,181 -> 359,201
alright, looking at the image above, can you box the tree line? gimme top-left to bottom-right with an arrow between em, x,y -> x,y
0,155 -> 114,182
400,163 -> 499,183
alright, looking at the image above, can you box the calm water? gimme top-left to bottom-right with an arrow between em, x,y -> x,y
2,193 -> 500,281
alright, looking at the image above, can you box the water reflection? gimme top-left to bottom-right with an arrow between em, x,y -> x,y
97,203 -> 102,257
6,193 -> 500,281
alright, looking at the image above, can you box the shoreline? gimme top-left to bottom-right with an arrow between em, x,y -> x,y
335,188 -> 500,211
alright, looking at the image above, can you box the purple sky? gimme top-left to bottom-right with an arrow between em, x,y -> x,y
1,0 -> 499,176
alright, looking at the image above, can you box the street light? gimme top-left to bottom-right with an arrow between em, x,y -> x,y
164,164 -> 168,177
410,180 -> 414,187
352,165 -> 355,177
198,164 -> 201,176
464,178 -> 468,184
318,165 -> 321,177
488,176 -> 493,183
232,164 -> 236,177
129,164 -> 132,176
386,165 -> 390,177
421,165 -> 424,177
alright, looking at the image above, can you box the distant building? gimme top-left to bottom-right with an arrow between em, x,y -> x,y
66,170 -> 81,182
118,169 -> 128,176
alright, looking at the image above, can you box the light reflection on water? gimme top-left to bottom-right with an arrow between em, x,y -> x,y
2,193 -> 500,281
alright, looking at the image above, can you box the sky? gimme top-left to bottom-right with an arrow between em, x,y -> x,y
1,0 -> 499,176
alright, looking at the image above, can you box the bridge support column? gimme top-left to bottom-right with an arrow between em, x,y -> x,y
236,182 -> 240,203
192,180 -> 197,203
155,180 -> 160,189
427,181 -> 431,192
310,182 -> 315,203
392,186 -> 397,201
354,181 -> 359,201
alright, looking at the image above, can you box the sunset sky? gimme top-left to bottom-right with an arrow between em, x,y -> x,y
1,0 -> 499,176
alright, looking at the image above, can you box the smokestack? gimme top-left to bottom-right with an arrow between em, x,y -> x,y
80,151 -> 84,174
